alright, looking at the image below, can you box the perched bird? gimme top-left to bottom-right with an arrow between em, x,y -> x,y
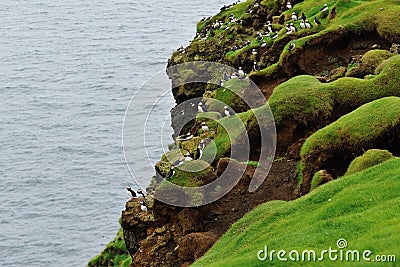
184,152 -> 193,162
300,20 -> 306,29
290,23 -> 297,32
260,41 -> 267,47
314,16 -> 321,26
140,201 -> 148,213
137,189 -> 146,200
197,102 -> 208,113
253,61 -> 261,71
219,80 -> 224,87
201,122 -> 209,134
291,12 -> 298,21
286,1 -> 292,9
172,157 -> 184,167
288,42 -> 296,51
301,12 -> 307,21
166,166 -> 176,179
321,3 -> 328,12
252,48 -> 258,55
126,186 -> 137,200
270,31 -> 278,39
238,67 -> 246,78
177,132 -> 193,141
224,106 -> 231,117
305,19 -> 313,29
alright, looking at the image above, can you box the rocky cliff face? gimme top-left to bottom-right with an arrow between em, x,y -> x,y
118,0 -> 400,266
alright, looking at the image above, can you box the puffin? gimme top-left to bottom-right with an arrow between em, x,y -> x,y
305,19 -> 313,29
126,186 -> 137,200
300,20 -> 306,29
224,106 -> 231,117
314,17 -> 321,26
197,102 -> 207,113
238,67 -> 245,78
184,152 -> 193,161
301,12 -> 307,21
177,132 -> 193,141
260,41 -> 267,47
166,166 -> 176,179
172,157 -> 184,167
252,48 -> 258,55
201,122 -> 209,134
253,62 -> 261,71
321,3 -> 328,12
270,31 -> 278,40
288,42 -> 296,51
286,1 -> 292,9
137,189 -> 146,200
291,12 -> 298,21
140,201 -> 148,213
290,23 -> 297,32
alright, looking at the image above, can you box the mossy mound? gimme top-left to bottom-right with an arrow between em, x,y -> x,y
310,169 -> 333,191
346,49 -> 393,77
192,158 -> 400,267
345,149 -> 395,176
300,96 -> 400,193
269,55 -> 400,126
88,226 -> 131,267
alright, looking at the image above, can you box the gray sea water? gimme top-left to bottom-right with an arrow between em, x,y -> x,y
0,0 -> 233,266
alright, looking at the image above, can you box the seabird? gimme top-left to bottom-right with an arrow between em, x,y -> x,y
172,157 -> 184,167
260,41 -> 267,47
140,201 -> 148,213
230,72 -> 238,79
238,67 -> 245,78
321,3 -> 328,12
166,166 -> 175,179
270,31 -> 278,39
252,48 -> 258,55
305,19 -> 313,29
291,12 -> 298,21
288,42 -> 296,51
219,80 -> 224,87
290,23 -> 297,32
198,102 -> 206,113
224,106 -> 231,117
184,152 -> 193,161
201,122 -> 209,134
126,186 -> 137,200
286,1 -> 292,9
301,12 -> 307,21
314,17 -> 321,25
177,132 -> 193,141
253,62 -> 261,71
300,20 -> 306,29
137,189 -> 146,200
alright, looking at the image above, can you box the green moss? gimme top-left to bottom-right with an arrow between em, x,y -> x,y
346,49 -> 393,77
269,75 -> 334,125
300,96 -> 400,191
345,149 -> 395,176
310,170 -> 325,191
268,55 -> 400,126
88,226 -> 131,267
193,158 -> 400,266
166,160 -> 213,187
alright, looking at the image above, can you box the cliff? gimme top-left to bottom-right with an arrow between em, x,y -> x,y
90,0 -> 400,266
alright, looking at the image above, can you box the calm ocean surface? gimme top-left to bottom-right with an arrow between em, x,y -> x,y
0,0 -> 232,265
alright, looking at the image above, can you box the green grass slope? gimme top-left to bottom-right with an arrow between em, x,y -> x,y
88,226 -> 131,267
193,158 -> 400,266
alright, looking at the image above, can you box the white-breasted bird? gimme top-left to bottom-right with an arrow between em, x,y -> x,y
201,122 -> 209,134
126,186 -> 137,200
321,3 -> 328,12
291,12 -> 298,21
140,201 -> 148,213
224,106 -> 231,117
